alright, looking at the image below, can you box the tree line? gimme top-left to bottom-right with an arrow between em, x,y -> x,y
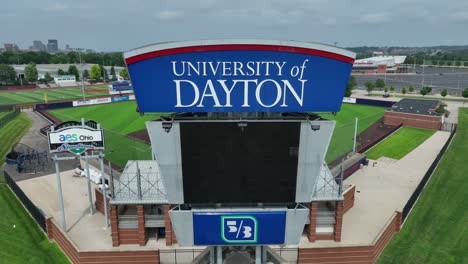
0,51 -> 125,67
0,62 -> 129,86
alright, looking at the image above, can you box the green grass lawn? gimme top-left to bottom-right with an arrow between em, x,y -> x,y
0,86 -> 110,106
0,114 -> 32,164
366,127 -> 436,160
321,104 -> 387,163
0,114 -> 69,263
48,101 -> 165,168
378,109 -> 468,264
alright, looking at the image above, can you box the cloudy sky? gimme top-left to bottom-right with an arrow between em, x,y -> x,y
2,0 -> 468,51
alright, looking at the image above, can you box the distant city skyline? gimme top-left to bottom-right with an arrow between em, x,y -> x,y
2,0 -> 468,52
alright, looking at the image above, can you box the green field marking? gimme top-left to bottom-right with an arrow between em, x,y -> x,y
366,127 -> 435,160
377,109 -> 468,264
321,104 -> 387,163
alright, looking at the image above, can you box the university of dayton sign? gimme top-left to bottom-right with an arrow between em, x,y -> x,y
48,126 -> 104,155
124,40 -> 356,113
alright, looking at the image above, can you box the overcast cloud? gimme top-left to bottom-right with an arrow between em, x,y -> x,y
1,0 -> 468,51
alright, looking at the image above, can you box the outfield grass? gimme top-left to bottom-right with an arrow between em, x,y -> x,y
378,109 -> 468,264
48,101 -> 162,135
48,101 -> 164,168
0,114 -> 69,263
0,86 -> 109,106
0,114 -> 32,164
366,127 -> 435,160
321,104 -> 386,163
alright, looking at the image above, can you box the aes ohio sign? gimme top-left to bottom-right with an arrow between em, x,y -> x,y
48,127 -> 104,155
124,40 -> 356,113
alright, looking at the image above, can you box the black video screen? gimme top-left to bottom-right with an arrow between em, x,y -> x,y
180,122 -> 300,204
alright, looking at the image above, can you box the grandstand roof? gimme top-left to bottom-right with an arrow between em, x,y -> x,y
386,98 -> 442,116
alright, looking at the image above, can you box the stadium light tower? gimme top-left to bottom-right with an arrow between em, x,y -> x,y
73,48 -> 86,99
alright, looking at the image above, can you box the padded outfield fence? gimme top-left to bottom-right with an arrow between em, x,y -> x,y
3,171 -> 46,232
401,124 -> 457,222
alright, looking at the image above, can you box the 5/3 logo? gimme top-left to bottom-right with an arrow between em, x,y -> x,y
221,215 -> 257,243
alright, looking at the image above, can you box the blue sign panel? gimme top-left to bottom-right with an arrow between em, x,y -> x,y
110,81 -> 133,91
111,95 -> 130,103
124,40 -> 355,113
193,211 -> 286,245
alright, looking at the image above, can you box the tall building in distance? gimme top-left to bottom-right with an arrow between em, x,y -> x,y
32,40 -> 46,52
47,39 -> 59,53
4,43 -> 20,52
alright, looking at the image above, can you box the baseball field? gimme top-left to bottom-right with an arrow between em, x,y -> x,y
0,86 -> 109,106
378,108 -> 468,264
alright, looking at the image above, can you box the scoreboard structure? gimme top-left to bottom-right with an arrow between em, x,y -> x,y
123,40 -> 355,262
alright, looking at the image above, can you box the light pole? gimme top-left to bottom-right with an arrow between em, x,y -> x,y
73,48 -> 86,99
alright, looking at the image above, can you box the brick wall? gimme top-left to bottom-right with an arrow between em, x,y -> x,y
110,206 -> 119,247
46,217 -> 160,264
94,188 -> 110,217
334,202 -> 343,242
343,185 -> 356,214
306,203 -> 318,242
298,211 -> 402,264
384,111 -> 442,130
137,205 -> 147,246
163,205 -> 177,246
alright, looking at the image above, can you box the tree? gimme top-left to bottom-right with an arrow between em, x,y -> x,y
110,66 -> 117,81
24,63 -> 38,83
375,79 -> 385,89
119,68 -> 129,79
447,61 -> 452,66
464,62 -> 468,67
82,69 -> 89,80
384,87 -> 388,93
68,65 -> 80,80
0,64 -> 17,84
439,60 -> 445,66
401,87 -> 407,94
364,81 -> 375,95
420,86 -> 432,96
455,61 -> 461,67
389,86 -> 395,92
441,89 -> 448,97
462,88 -> 468,98
432,60 -> 438,65
57,69 -> 66,75
99,65 -> 108,81
409,85 -> 415,93
345,76 -> 356,97
44,72 -> 53,83
90,64 -> 101,80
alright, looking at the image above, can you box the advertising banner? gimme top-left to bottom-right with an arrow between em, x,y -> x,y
108,81 -> 134,95
342,97 -> 357,104
124,40 -> 355,113
192,211 -> 286,245
72,97 -> 112,107
48,126 -> 104,155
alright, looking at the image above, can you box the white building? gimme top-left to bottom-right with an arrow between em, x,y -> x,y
53,75 -> 77,87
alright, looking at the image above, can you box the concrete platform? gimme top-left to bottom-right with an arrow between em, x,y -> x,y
300,131 -> 451,248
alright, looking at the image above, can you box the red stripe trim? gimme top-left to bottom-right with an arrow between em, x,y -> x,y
125,44 -> 354,65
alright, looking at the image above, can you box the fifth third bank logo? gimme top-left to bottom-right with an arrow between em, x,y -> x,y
221,216 -> 258,243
